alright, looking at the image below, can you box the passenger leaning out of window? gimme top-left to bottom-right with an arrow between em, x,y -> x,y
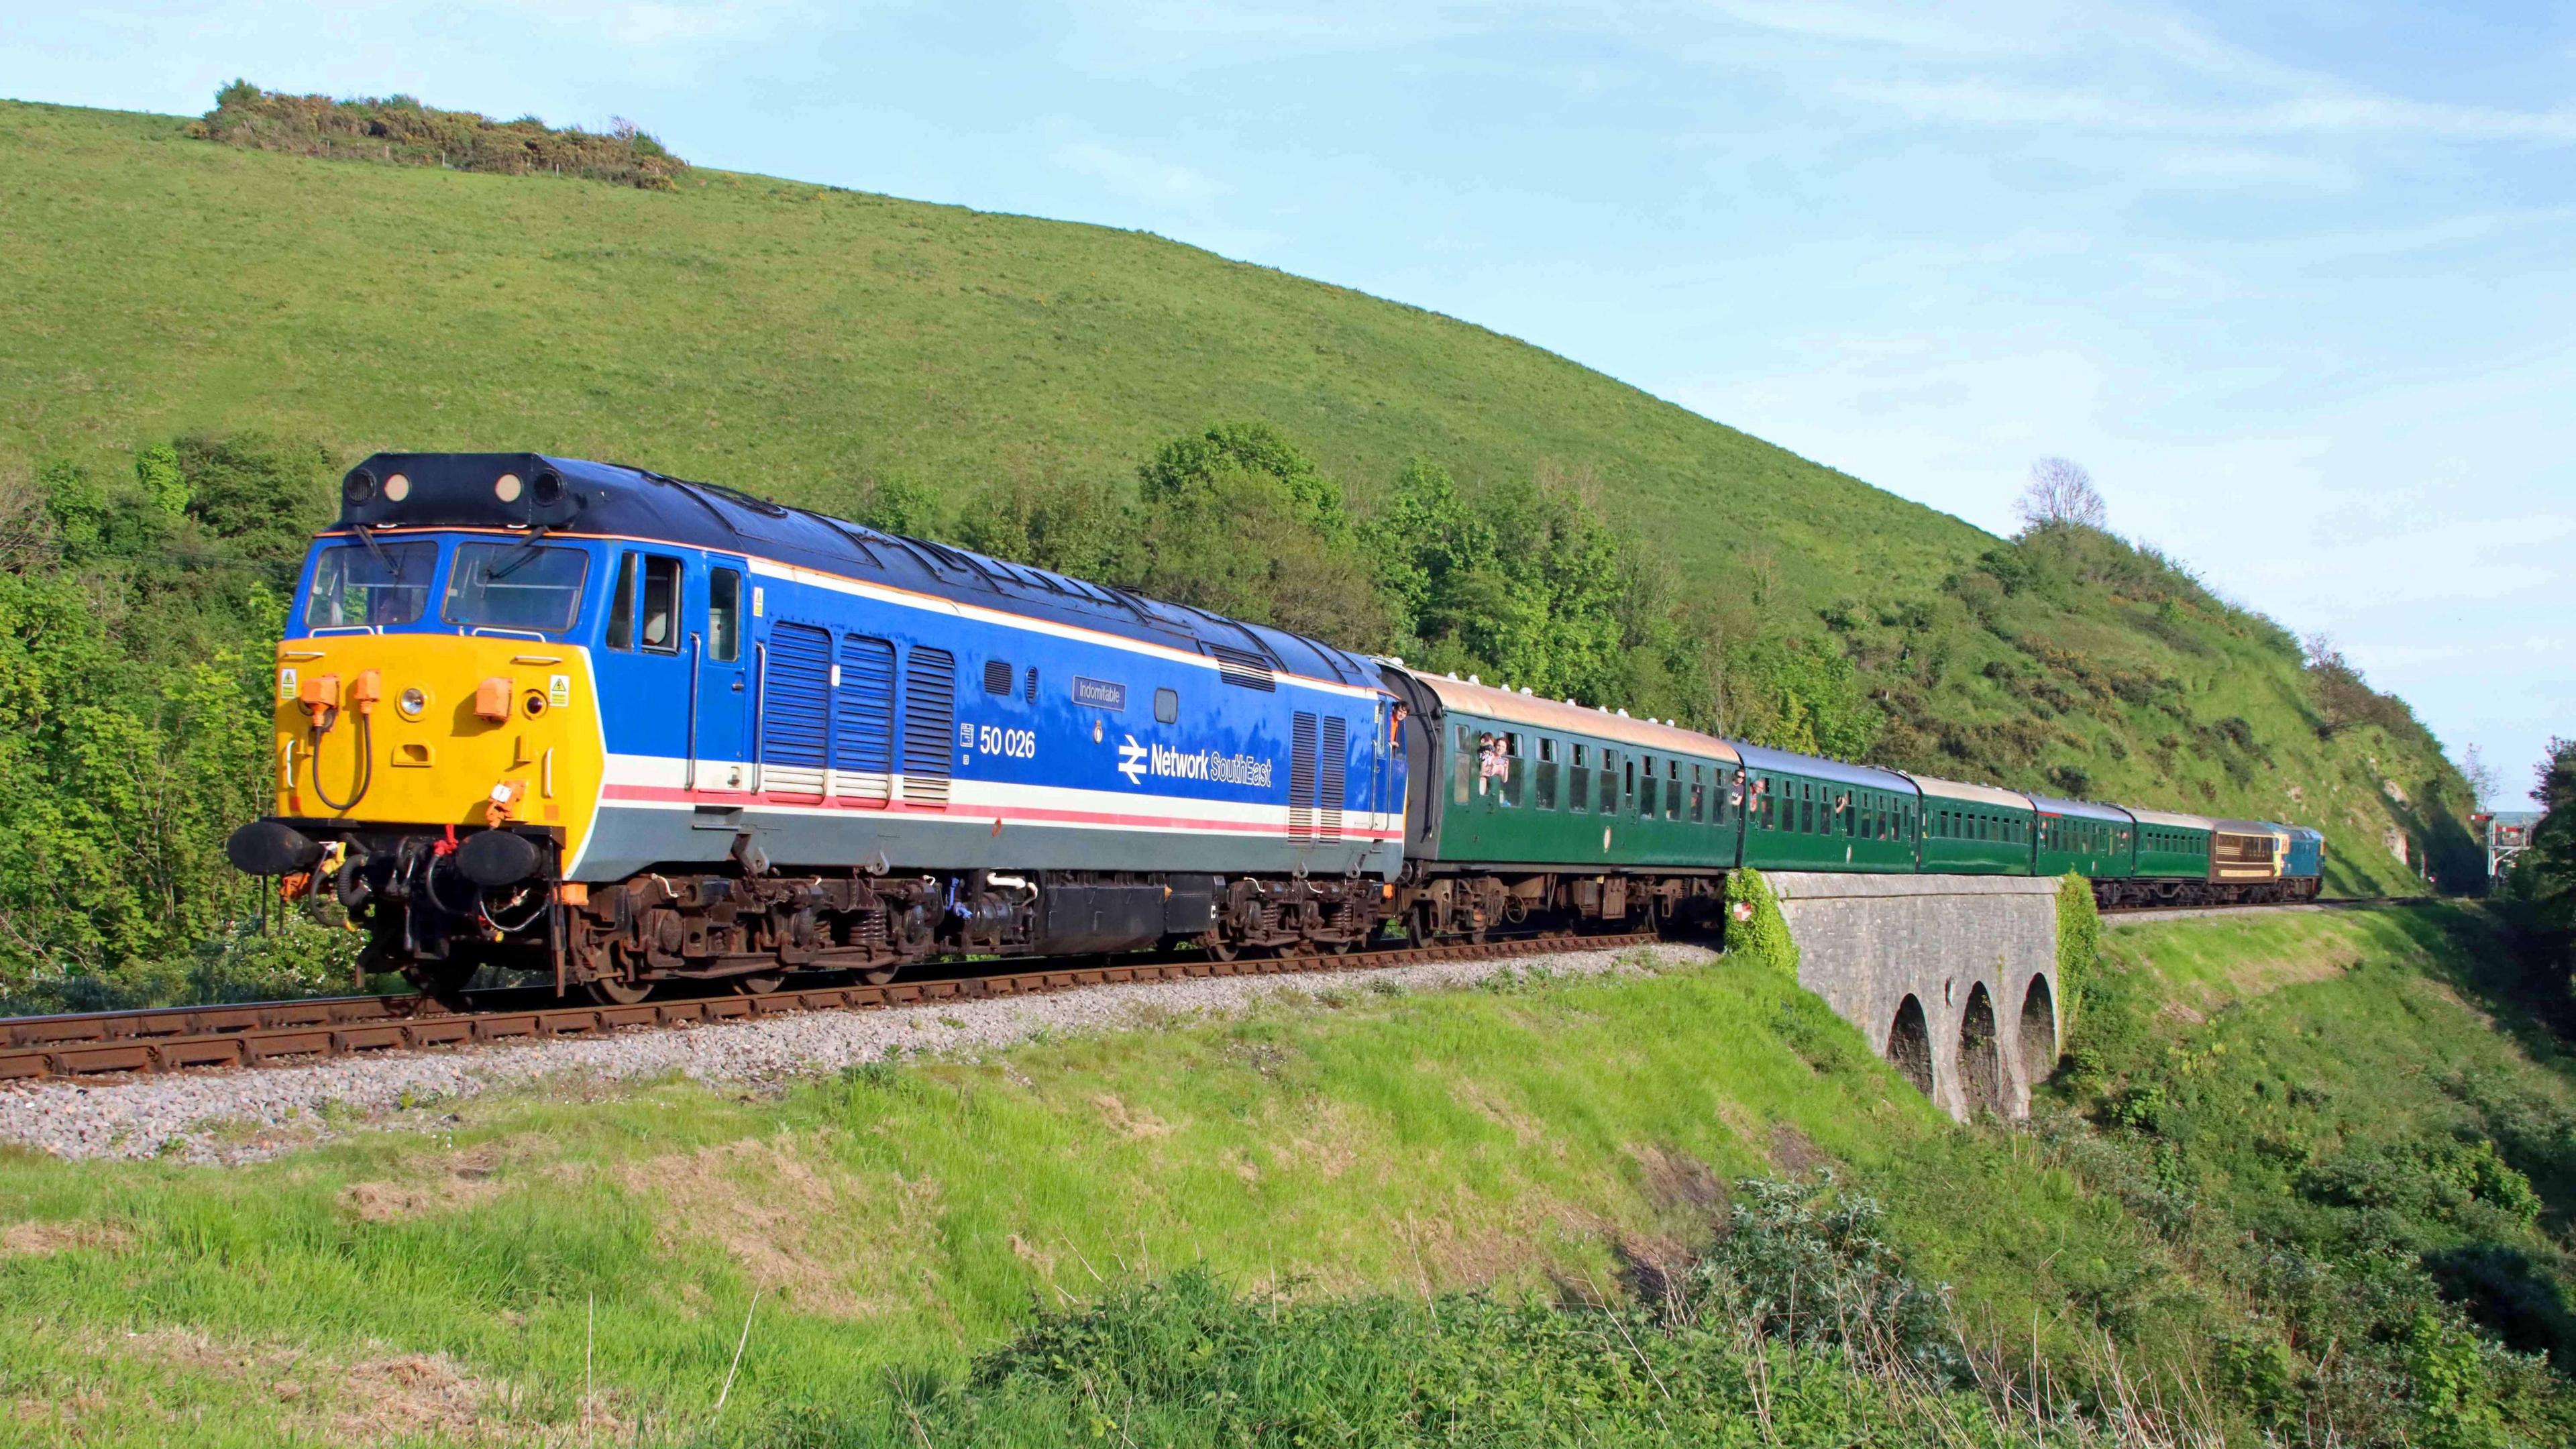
1479,733 -> 1511,794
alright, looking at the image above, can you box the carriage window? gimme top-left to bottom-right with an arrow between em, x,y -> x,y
305,541 -> 435,628
1568,749 -> 1591,812
1501,733 -> 1525,808
1689,765 -> 1705,823
444,541 -> 593,635
706,567 -> 742,661
1536,737 -> 1559,810
1155,687 -> 1179,724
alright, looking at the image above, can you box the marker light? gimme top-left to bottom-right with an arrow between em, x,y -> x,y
384,473 -> 411,501
398,687 -> 427,719
494,473 -> 523,502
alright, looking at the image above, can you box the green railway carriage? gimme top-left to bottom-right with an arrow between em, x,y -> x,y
2115,808 -> 2214,905
1731,743 -> 1919,874
2029,794 -> 2137,880
1903,774 -> 2035,875
1390,674 -> 1744,871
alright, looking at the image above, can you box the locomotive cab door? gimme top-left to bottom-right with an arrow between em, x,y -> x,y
690,557 -> 751,792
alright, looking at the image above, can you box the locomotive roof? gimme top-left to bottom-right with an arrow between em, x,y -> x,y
332,452 -> 1383,690
2024,793 -> 2135,825
1900,773 -> 2035,811
1733,743 -> 1914,792
2210,818 -> 2283,838
1410,674 -> 1741,761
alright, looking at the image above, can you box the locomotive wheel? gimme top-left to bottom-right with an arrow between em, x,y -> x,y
861,966 -> 900,985
1198,930 -> 1239,963
584,975 -> 653,1006
732,970 -> 786,996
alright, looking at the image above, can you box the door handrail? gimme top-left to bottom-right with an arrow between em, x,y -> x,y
686,631 -> 702,792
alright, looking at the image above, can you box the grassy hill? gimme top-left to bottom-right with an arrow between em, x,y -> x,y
4,909 -> 2573,1444
0,95 -> 2479,992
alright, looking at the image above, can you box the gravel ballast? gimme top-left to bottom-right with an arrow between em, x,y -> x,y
0,943 -> 1715,1163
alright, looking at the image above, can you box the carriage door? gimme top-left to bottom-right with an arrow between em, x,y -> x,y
1369,701 -> 1393,841
691,559 -> 750,792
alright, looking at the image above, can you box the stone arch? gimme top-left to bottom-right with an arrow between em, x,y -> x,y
2019,973 -> 2059,1080
1958,982 -> 2003,1118
1886,995 -> 1933,1097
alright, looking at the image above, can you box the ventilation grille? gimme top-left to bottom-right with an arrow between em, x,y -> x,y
1204,643 -> 1276,692
833,634 -> 896,806
1289,712 -> 1318,843
1318,716 -> 1346,843
902,647 -> 955,807
760,623 -> 830,798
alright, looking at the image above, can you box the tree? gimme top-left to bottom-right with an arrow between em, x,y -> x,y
1119,422 -> 1384,647
2015,456 -> 2107,533
2460,743 -> 2500,811
852,479 -> 945,539
2303,632 -> 2401,740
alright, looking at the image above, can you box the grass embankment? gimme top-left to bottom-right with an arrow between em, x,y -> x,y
3,908 -> 2572,1444
0,96 -> 2471,894
0,951 -> 2126,1446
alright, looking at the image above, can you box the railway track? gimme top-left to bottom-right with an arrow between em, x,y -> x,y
0,930 -> 1662,1083
2096,894 -> 2427,918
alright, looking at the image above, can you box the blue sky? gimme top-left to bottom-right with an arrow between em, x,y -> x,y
7,0 -> 2571,798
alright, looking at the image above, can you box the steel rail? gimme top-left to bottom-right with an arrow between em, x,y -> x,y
0,930 -> 1661,1083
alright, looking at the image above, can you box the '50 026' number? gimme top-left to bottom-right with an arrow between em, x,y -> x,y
978,725 -> 1037,759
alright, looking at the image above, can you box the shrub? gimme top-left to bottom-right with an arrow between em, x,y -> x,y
2055,871 -> 2099,1034
187,81 -> 688,191
1724,867 -> 1799,980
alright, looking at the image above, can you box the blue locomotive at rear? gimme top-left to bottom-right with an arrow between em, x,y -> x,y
229,453 -> 1406,1002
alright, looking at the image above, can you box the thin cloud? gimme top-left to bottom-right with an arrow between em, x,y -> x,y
1837,76 -> 2576,142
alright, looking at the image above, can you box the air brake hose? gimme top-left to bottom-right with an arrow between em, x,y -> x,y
308,710 -> 374,812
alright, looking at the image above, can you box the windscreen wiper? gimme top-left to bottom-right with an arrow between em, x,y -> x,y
488,525 -> 552,581
351,523 -> 402,578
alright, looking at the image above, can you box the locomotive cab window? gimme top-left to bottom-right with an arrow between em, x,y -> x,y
706,567 -> 742,662
305,540 -> 435,629
443,541 -> 592,635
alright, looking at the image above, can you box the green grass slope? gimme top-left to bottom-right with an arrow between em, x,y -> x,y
3,912 -> 2572,1444
0,98 -> 2472,899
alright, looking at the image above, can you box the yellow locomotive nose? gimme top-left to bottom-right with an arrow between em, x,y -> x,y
272,635 -> 604,853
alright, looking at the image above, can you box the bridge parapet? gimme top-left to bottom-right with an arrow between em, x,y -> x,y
1764,871 -> 2060,1122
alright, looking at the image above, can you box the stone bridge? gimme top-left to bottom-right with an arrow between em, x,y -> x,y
1764,872 -> 2061,1122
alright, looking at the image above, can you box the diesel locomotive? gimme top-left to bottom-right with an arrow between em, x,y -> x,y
225,453 -> 2324,1002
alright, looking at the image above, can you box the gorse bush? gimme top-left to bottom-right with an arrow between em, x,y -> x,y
187,80 -> 687,190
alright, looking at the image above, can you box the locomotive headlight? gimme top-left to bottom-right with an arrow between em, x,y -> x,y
397,686 -> 428,720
